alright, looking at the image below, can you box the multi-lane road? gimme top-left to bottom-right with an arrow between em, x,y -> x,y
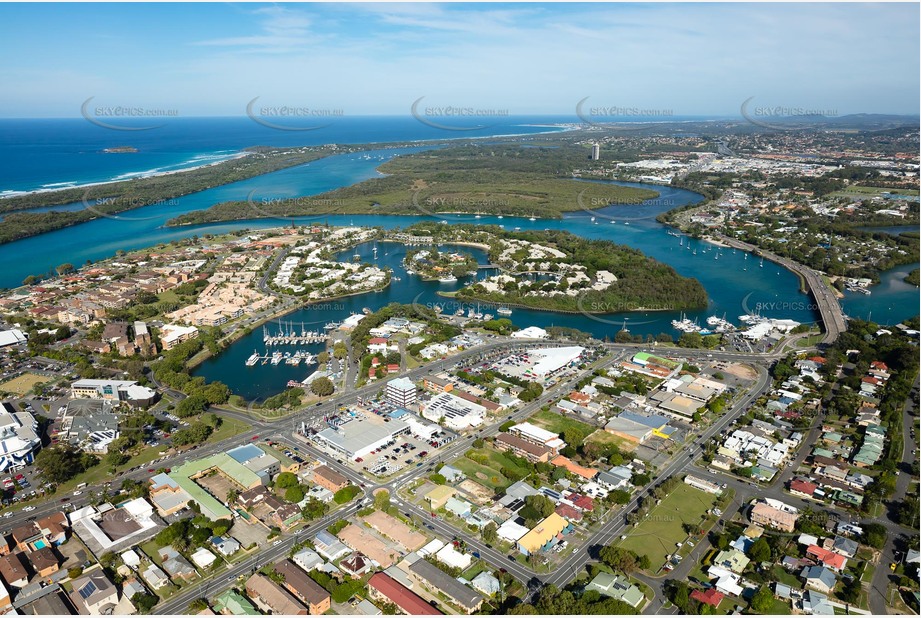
0,337 -> 841,614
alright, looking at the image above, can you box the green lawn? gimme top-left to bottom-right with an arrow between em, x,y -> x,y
771,566 -> 802,588
617,483 -> 718,571
450,447 -> 532,491
531,409 -> 595,441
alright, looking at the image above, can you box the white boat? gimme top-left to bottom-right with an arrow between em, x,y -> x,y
497,307 -> 513,316
438,275 -> 458,283
590,216 -> 596,222
514,227 -> 522,231
483,314 -> 493,321
270,351 -> 283,365
474,215 -> 481,219
528,216 -> 536,221
498,215 -> 504,219
245,351 -> 260,367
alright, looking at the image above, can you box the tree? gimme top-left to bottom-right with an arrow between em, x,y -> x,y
285,486 -> 305,504
133,592 -> 159,614
311,376 -> 335,397
482,521 -> 498,544
598,545 -> 640,573
429,473 -> 447,485
749,586 -> 774,613
333,485 -> 360,504
374,489 -> 391,511
317,351 -> 330,364
34,445 -> 97,484
188,599 -> 209,612
302,498 -> 328,520
104,450 -> 129,468
523,494 -> 555,519
862,522 -> 887,549
749,537 -> 772,562
226,489 -> 239,504
56,263 -> 75,275
275,472 -> 299,489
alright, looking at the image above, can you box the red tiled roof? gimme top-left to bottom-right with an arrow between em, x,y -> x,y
806,545 -> 846,570
790,479 -> 817,495
691,588 -> 724,607
369,573 -> 442,615
555,504 -> 582,521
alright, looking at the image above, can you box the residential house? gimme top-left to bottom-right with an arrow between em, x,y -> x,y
805,546 -> 847,572
800,565 -> 837,594
690,588 -> 724,608
142,564 -> 170,590
210,536 -> 241,557
27,546 -> 60,577
0,552 -> 29,588
585,572 -> 645,608
158,547 -> 197,582
367,572 -> 442,615
212,590 -> 260,615
68,570 -> 119,615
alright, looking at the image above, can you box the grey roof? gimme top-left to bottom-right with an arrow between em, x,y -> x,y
832,536 -> 858,556
409,560 -> 484,610
504,480 -> 539,501
314,416 -> 409,456
801,565 -> 837,589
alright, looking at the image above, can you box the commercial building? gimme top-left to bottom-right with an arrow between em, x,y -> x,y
0,402 -> 41,472
69,379 -> 158,407
70,499 -> 161,556
422,392 -> 486,430
386,377 -> 417,409
313,415 -> 410,460
148,473 -> 193,516
517,513 -> 570,555
59,399 -> 119,453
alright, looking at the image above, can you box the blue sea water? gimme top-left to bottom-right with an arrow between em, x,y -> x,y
0,116 -> 577,195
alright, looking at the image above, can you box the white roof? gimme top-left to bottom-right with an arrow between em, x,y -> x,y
418,539 -> 446,556
0,329 -> 27,347
511,326 -> 549,339
191,547 -> 217,568
435,544 -> 472,570
528,346 -> 584,376
512,422 -> 558,443
497,519 -> 530,542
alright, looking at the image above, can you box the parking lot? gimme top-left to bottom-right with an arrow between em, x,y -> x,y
305,399 -> 458,479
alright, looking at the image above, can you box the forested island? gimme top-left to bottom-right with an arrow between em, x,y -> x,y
392,223 -> 708,312
166,143 -> 659,226
403,247 -> 479,280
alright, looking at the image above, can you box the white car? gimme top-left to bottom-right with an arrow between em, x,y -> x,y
73,491 -> 82,496
2,513 -> 12,519
23,506 -> 35,512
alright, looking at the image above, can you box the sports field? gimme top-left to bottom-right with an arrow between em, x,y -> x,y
617,483 -> 717,570
0,373 -> 51,396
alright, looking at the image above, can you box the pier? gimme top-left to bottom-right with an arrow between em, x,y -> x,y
263,322 -> 327,345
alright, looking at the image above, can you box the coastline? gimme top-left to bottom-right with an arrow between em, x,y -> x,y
0,151 -> 251,201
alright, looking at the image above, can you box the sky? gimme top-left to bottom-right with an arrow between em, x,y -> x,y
1,2 -> 918,118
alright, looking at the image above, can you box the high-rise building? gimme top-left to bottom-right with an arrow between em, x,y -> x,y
386,377 -> 417,408
591,142 -> 600,160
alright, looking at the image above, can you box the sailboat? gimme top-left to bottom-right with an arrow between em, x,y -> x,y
759,257 -> 764,268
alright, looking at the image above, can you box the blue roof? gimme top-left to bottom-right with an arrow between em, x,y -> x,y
619,410 -> 671,429
227,443 -> 264,464
390,408 -> 409,419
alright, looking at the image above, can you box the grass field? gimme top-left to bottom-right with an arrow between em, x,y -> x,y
0,373 -> 51,396
451,447 -> 531,491
585,429 -> 637,452
530,409 -> 595,442
617,483 -> 718,571
829,186 -> 920,198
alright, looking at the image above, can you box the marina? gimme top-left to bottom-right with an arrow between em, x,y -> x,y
262,323 -> 327,345
246,350 -> 317,368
